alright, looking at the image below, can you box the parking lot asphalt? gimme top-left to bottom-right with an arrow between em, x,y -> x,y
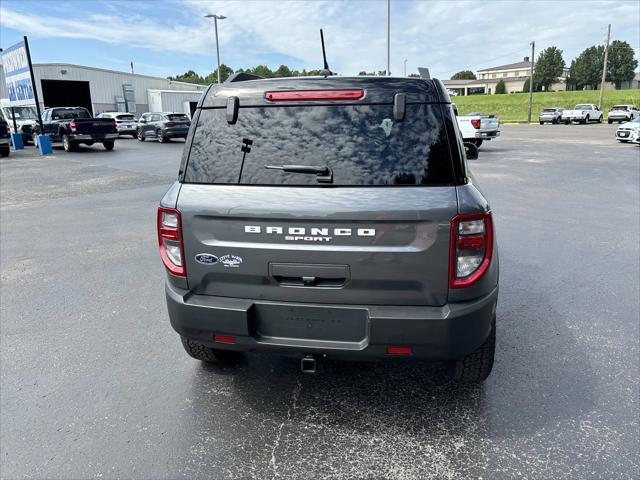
1,125 -> 639,479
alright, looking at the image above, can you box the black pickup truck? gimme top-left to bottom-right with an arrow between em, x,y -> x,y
32,107 -> 118,151
0,120 -> 10,157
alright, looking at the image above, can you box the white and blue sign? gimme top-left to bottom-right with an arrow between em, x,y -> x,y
1,41 -> 35,106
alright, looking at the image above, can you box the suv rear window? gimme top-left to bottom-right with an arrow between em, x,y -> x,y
184,104 -> 454,186
116,114 -> 136,120
166,114 -> 189,121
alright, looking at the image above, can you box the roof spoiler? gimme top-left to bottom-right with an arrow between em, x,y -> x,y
225,72 -> 264,83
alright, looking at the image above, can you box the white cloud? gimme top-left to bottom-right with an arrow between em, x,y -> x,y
1,0 -> 638,78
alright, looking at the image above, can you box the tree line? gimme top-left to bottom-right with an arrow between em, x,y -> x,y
169,64 -> 329,84
450,40 -> 637,93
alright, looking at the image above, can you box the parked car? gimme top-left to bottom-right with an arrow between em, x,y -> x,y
0,100 -> 38,144
136,112 -> 190,143
453,106 -> 500,147
607,104 -> 639,124
0,119 -> 10,157
96,112 -> 138,137
32,107 -> 118,152
562,104 -> 603,124
615,117 -> 640,143
158,76 -> 499,383
539,107 -> 563,124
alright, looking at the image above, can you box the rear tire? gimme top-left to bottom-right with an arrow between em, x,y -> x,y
597,115 -> 602,123
180,336 -> 244,364
472,139 -> 483,147
157,129 -> 167,143
137,129 -> 145,141
453,319 -> 495,383
0,145 -> 9,157
103,140 -> 115,151
564,119 -> 570,125
608,119 -> 613,124
539,121 -> 544,125
62,134 -> 77,152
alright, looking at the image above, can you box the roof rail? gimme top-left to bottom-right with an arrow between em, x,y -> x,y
225,72 -> 264,83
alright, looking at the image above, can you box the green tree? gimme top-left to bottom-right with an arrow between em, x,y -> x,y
494,79 -> 506,94
169,70 -> 205,84
203,64 -> 235,83
408,73 -> 421,78
569,46 -> 604,89
274,65 -> 293,77
606,40 -> 638,89
451,70 -> 476,80
533,46 -> 565,91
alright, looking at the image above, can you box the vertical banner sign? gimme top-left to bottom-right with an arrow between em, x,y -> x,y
1,41 -> 34,106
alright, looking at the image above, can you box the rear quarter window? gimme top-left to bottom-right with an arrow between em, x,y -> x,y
184,104 -> 454,186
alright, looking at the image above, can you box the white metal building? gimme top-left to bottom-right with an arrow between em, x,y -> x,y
0,63 -> 207,116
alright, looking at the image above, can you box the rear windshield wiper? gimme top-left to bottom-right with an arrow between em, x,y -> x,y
265,164 -> 333,183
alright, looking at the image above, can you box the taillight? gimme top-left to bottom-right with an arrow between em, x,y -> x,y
265,89 -> 364,102
157,207 -> 186,277
471,118 -> 481,129
449,212 -> 493,288
69,121 -> 77,132
165,122 -> 175,127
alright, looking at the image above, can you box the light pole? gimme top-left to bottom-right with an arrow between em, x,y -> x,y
403,59 -> 407,77
386,0 -> 391,76
204,14 -> 226,84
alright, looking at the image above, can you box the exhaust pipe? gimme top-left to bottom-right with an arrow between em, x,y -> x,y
300,355 -> 316,374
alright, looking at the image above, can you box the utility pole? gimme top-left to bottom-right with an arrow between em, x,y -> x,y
386,0 -> 391,76
527,41 -> 535,123
403,59 -> 407,77
598,24 -> 611,109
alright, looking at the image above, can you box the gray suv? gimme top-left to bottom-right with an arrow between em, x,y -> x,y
158,75 -> 498,383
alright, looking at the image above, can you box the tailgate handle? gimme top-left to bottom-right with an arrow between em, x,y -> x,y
270,263 -> 349,288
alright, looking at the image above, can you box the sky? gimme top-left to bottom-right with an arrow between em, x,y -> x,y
1,0 -> 639,80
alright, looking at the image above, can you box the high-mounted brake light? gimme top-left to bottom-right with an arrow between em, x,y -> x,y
471,118 -> 481,129
264,89 -> 364,102
157,207 -> 186,277
449,211 -> 493,288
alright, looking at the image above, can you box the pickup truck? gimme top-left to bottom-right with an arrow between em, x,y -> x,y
0,100 -> 38,144
562,104 -> 603,124
0,120 -> 10,157
32,107 -> 118,151
453,106 -> 500,147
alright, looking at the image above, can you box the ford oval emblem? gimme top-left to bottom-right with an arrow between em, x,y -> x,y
195,253 -> 218,265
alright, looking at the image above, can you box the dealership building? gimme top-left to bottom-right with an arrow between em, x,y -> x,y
0,62 -> 207,117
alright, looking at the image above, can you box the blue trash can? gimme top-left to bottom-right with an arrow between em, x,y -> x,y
37,134 -> 53,155
10,133 -> 24,150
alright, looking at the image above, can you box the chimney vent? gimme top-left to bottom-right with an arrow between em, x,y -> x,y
524,56 -> 530,62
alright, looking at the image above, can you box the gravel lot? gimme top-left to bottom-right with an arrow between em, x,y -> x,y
1,125 -> 638,479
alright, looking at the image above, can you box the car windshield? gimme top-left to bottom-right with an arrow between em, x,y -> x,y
52,108 -> 91,120
184,103 -> 455,187
575,104 -> 592,110
166,114 -> 189,121
3,106 -> 38,120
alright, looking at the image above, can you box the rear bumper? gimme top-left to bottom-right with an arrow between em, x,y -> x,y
0,138 -> 10,146
163,128 -> 189,138
166,282 -> 498,360
474,130 -> 500,139
71,133 -> 119,141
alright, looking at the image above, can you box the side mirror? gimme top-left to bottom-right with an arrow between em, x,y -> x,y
464,142 -> 479,160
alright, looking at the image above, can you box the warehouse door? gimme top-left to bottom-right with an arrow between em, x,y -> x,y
41,80 -> 93,114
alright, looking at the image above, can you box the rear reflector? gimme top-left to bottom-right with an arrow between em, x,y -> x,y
264,89 -> 365,102
214,334 -> 237,344
387,346 -> 413,356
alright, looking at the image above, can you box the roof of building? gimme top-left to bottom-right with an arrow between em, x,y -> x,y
478,60 -> 532,72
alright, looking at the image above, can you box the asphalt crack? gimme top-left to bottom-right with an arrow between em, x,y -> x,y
269,377 -> 302,479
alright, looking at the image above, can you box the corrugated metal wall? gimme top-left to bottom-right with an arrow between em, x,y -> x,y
0,64 -> 207,114
158,91 -> 203,114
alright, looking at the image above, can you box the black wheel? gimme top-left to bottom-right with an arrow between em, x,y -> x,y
103,140 -> 115,151
552,118 -> 558,124
564,120 -> 570,125
618,140 -> 629,143
453,319 -> 495,383
472,139 -> 483,147
157,129 -> 167,143
180,336 -> 244,364
582,116 -> 589,124
597,116 -> 602,124
539,121 -> 544,125
62,134 -> 77,152
0,145 -> 9,157
137,129 -> 145,141
607,119 -> 613,124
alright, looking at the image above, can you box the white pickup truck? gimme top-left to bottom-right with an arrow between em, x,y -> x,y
561,104 -> 603,124
453,105 -> 500,147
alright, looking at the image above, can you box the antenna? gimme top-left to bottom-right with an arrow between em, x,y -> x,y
319,29 -> 332,77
